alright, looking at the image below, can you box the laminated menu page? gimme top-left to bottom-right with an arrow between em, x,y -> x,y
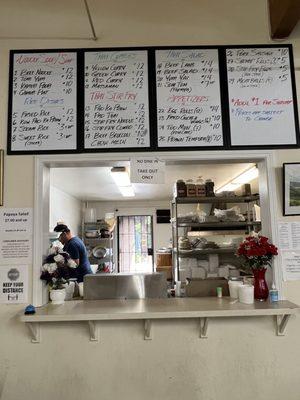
84,50 -> 150,149
155,48 -> 223,147
226,46 -> 298,146
9,51 -> 77,152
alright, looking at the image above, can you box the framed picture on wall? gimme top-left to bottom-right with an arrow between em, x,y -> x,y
283,163 -> 300,216
0,150 -> 3,206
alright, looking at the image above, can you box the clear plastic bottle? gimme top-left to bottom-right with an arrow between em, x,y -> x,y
195,176 -> 206,197
269,283 -> 279,302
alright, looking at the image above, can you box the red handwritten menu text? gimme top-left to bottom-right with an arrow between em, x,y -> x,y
10,52 -> 77,151
84,50 -> 150,149
227,47 -> 297,146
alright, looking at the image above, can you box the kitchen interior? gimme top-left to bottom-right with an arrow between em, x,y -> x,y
49,160 -> 261,299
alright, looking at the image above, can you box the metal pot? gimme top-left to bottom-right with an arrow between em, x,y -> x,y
92,246 -> 107,259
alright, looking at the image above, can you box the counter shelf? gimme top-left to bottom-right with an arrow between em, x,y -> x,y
20,297 -> 299,343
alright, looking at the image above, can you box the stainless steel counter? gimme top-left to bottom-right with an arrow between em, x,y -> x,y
83,272 -> 167,300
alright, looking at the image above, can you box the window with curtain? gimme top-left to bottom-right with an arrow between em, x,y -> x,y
118,215 -> 153,273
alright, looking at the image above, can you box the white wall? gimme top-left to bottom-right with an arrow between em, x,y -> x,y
49,185 -> 82,236
1,1 -> 300,399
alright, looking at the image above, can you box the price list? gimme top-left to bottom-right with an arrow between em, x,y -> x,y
10,52 -> 77,151
227,47 -> 297,146
84,50 -> 150,149
156,49 -> 223,147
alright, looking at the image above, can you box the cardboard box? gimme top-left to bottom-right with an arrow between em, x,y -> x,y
156,253 -> 172,267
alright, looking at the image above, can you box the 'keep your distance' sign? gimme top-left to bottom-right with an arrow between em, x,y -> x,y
130,158 -> 165,184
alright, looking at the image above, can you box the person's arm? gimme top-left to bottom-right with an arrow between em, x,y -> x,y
73,258 -> 79,265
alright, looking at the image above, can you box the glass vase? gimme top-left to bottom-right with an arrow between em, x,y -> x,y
252,268 -> 269,301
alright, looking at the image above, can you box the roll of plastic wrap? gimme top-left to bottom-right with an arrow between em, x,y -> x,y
238,284 -> 254,304
228,280 -> 243,298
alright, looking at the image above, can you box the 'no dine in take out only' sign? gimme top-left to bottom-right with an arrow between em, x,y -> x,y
130,157 -> 165,184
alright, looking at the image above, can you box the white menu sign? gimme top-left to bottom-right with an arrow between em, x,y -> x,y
156,49 -> 223,147
0,208 -> 33,265
281,251 -> 300,281
278,222 -> 300,281
227,47 -> 297,146
0,265 -> 28,303
84,50 -> 150,149
0,208 -> 33,234
278,222 -> 300,250
10,52 -> 77,152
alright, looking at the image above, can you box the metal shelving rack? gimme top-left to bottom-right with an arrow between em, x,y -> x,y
82,222 -> 115,273
171,195 -> 261,281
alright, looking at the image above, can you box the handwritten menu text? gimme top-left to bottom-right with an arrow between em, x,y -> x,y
11,52 -> 77,151
227,47 -> 297,146
156,49 -> 223,147
84,50 -> 150,149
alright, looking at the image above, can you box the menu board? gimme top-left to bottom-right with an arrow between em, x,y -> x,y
9,52 -> 77,152
227,47 -> 298,146
155,49 -> 223,147
84,50 -> 150,149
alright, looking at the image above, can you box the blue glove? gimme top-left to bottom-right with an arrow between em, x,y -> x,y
24,304 -> 36,315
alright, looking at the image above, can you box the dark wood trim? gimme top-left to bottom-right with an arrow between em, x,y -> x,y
268,0 -> 300,39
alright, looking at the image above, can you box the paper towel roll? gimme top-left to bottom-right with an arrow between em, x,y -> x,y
238,284 -> 254,304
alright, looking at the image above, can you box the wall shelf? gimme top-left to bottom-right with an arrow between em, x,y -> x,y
172,195 -> 260,204
20,298 -> 299,343
176,221 -> 261,229
174,248 -> 238,257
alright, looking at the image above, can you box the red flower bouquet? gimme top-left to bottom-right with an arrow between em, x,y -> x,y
236,235 -> 278,270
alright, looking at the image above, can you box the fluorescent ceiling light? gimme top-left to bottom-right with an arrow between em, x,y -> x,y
110,167 -> 131,187
110,167 -> 135,197
232,166 -> 259,185
119,186 -> 135,197
216,166 -> 258,194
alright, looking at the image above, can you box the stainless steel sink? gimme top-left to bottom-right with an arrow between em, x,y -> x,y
83,272 -> 168,300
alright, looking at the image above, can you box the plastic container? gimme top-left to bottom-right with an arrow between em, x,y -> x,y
186,179 -> 196,197
238,284 -> 254,304
174,180 -> 187,197
228,280 -> 244,298
195,176 -> 206,197
205,179 -> 215,197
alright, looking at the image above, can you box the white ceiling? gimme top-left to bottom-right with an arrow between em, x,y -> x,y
50,162 -> 256,201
